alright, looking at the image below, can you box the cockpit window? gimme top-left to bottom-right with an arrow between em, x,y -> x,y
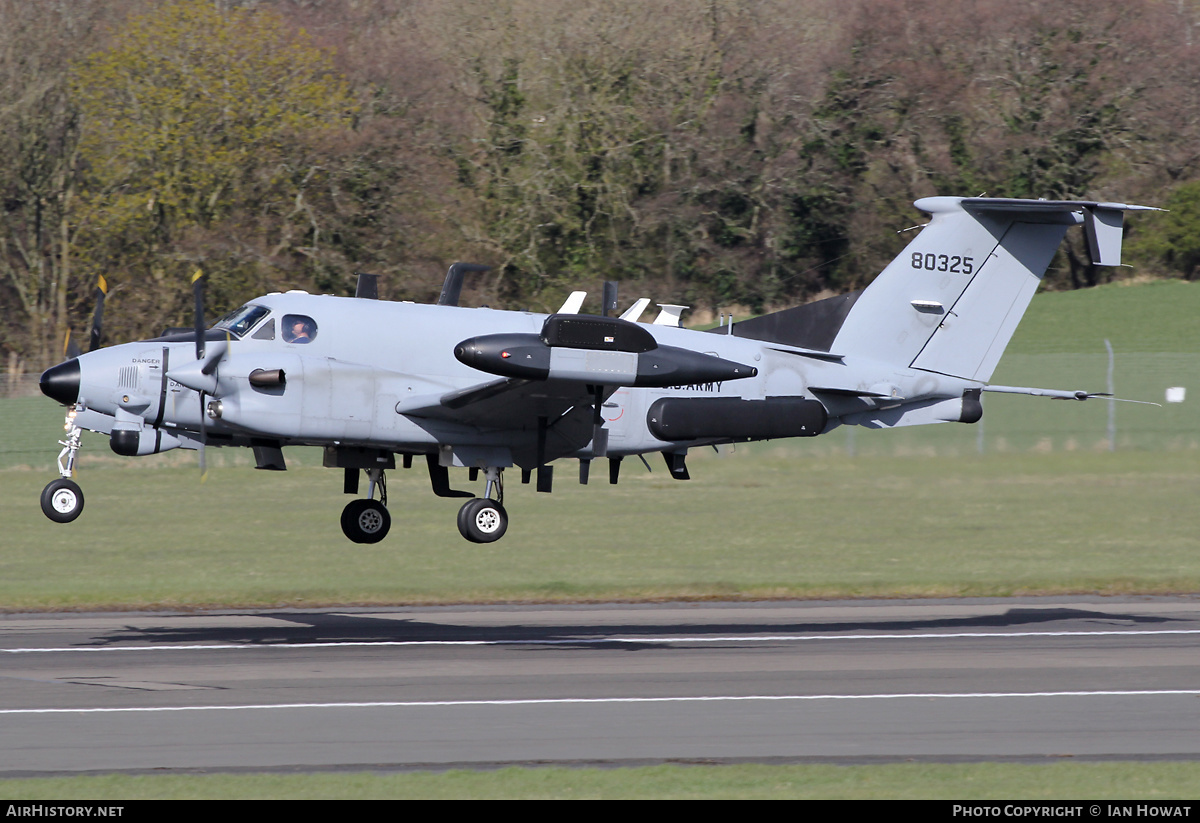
214,304 -> 270,337
282,314 -> 317,344
251,318 -> 275,340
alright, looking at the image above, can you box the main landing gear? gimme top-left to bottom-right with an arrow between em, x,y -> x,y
457,466 -> 507,543
40,405 -> 85,523
339,461 -> 509,544
341,468 -> 391,544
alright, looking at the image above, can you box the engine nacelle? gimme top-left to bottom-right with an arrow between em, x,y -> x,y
455,314 -> 757,388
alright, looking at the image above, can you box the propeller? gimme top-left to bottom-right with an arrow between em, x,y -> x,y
191,269 -> 213,480
590,281 -> 619,457
192,269 -> 206,361
87,275 -> 107,353
62,275 -> 108,361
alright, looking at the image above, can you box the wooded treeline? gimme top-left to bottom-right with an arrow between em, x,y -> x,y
4,0 -> 1200,373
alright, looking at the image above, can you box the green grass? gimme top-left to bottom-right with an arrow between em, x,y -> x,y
2,448 -> 1198,610
1,762 -> 1198,799
1005,279 -> 1200,355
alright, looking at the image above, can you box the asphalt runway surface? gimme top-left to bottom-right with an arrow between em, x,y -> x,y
2,596 -> 1200,775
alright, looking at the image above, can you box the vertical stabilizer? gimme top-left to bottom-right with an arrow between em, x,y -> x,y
831,197 -> 1155,382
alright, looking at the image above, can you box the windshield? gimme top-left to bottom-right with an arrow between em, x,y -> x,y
214,304 -> 270,337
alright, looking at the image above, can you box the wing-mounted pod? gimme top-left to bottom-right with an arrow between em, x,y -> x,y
647,396 -> 828,441
110,425 -> 185,456
454,314 -> 757,388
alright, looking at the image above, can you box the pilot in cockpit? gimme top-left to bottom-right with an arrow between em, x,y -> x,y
285,318 -> 314,344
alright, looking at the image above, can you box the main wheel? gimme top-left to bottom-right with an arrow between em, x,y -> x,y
41,478 -> 84,523
340,499 -> 391,544
457,498 -> 508,543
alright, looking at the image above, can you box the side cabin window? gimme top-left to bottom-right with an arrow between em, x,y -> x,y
282,314 -> 318,344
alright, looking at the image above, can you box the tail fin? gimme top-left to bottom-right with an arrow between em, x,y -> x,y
830,197 -> 1157,382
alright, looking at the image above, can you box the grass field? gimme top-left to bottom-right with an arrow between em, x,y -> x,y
2,449 -> 1199,610
1,762 -> 1198,800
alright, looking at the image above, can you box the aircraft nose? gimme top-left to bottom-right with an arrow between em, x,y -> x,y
40,359 -> 81,405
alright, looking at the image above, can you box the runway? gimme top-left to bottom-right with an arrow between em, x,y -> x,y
2,596 -> 1199,774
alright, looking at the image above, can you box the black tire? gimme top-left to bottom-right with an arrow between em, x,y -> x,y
457,498 -> 508,543
41,478 -> 84,523
340,499 -> 390,544
457,498 -> 482,543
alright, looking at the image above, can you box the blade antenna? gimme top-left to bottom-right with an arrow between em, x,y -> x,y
601,280 -> 618,318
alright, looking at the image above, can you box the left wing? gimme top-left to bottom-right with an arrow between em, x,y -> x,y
397,376 -> 605,467
399,313 -> 758,465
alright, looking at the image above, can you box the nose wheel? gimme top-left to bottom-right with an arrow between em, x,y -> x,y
40,478 -> 85,523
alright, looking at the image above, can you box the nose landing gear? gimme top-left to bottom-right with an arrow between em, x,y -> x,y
40,404 -> 85,523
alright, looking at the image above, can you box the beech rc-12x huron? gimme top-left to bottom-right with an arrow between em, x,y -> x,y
38,196 -> 1157,543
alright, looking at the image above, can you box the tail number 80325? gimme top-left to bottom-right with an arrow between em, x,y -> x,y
912,252 -> 974,275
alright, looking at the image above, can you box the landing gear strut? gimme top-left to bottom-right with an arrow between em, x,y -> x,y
457,467 -> 508,543
40,404 -> 85,523
341,468 -> 391,544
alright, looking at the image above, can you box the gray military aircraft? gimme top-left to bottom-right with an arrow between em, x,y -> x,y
38,196 -> 1156,543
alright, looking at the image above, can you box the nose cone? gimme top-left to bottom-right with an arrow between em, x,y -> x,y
40,359 -> 81,405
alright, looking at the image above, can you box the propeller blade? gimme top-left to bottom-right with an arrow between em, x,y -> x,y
591,386 -> 608,457
87,275 -> 107,353
191,269 -> 206,361
199,390 -> 208,482
196,331 -> 230,483
63,329 -> 82,361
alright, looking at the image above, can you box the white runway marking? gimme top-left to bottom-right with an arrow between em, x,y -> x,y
2,690 -> 1199,715
4,628 -> 1200,654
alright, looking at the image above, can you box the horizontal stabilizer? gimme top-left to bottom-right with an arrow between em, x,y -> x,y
959,197 -> 1161,267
